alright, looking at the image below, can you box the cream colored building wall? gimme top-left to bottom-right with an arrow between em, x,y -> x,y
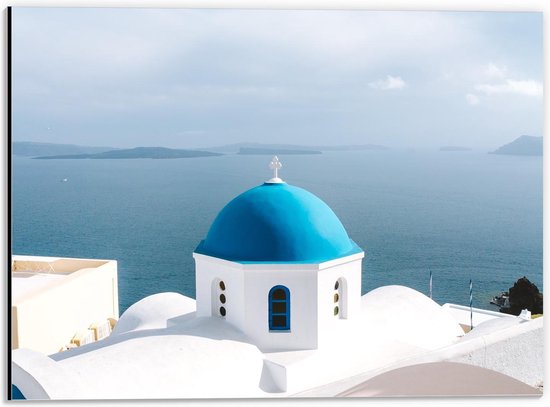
12,257 -> 119,355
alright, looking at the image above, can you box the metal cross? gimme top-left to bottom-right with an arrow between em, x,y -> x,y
269,156 -> 282,179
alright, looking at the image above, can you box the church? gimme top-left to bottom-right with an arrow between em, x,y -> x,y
193,156 -> 365,352
11,157 -> 542,399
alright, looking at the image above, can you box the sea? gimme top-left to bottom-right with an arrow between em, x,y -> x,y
11,150 -> 543,313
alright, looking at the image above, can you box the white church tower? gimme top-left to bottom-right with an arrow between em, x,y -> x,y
193,157 -> 364,351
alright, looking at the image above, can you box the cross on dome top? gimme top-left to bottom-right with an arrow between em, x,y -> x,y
267,156 -> 284,184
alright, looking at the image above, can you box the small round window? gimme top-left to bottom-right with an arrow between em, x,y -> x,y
219,281 -> 226,291
219,294 -> 226,304
220,306 -> 226,317
333,279 -> 343,318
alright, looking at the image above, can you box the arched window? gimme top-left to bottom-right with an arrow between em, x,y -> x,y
268,285 -> 290,331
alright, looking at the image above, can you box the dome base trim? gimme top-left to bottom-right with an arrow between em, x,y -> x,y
194,240 -> 364,266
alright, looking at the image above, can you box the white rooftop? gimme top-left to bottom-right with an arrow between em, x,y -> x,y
442,302 -> 515,329
13,285 -> 487,399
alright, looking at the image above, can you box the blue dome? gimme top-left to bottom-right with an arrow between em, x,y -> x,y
195,182 -> 362,263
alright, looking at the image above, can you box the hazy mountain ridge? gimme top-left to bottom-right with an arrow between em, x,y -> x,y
33,147 -> 222,160
13,141 -> 117,157
16,139 -> 542,158
15,141 -> 390,158
237,147 -> 322,155
200,142 -> 389,153
491,136 -> 542,156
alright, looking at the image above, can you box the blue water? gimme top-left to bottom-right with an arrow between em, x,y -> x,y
11,151 -> 542,313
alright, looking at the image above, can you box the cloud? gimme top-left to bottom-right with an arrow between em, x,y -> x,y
10,9 -> 543,149
465,93 -> 480,105
484,63 -> 507,79
474,79 -> 543,97
467,62 -> 542,102
369,75 -> 406,90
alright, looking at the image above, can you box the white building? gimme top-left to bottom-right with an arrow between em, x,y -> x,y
11,255 -> 118,355
11,157 -> 543,400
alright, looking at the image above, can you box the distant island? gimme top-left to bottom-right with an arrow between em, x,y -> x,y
200,142 -> 388,154
33,147 -> 222,160
439,146 -> 472,152
491,135 -> 542,156
15,140 -> 389,159
238,147 -> 322,155
13,141 -> 116,157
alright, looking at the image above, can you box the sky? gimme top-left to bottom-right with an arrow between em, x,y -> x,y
11,8 -> 543,150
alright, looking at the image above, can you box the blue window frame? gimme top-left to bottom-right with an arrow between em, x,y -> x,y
269,285 -> 290,331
